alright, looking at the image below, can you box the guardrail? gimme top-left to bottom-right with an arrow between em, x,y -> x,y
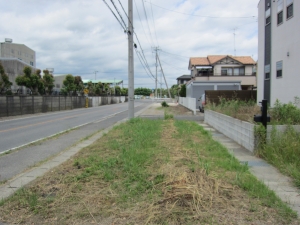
179,97 -> 196,115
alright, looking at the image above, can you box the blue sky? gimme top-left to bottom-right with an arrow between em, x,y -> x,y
0,0 -> 258,89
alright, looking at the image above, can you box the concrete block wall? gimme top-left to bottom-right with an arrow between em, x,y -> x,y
267,125 -> 300,140
205,110 -> 256,152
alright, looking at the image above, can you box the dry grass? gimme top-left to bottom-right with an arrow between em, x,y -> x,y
0,120 -> 299,224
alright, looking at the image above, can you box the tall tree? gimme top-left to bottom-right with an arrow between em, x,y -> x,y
42,70 -> 55,95
15,67 -> 44,95
179,84 -> 186,97
74,76 -> 84,95
0,63 -> 13,94
115,85 -> 121,95
61,74 -> 75,95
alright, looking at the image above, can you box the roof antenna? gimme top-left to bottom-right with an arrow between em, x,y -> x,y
233,28 -> 238,56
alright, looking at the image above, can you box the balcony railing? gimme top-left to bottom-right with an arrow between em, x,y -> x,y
196,73 -> 256,77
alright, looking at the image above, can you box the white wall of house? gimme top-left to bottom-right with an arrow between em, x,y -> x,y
258,0 -> 300,106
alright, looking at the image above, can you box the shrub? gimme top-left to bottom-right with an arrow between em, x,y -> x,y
161,101 -> 169,107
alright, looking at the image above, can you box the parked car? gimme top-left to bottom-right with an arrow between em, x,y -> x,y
198,94 -> 206,113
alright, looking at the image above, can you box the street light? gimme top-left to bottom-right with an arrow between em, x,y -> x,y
94,71 -> 98,80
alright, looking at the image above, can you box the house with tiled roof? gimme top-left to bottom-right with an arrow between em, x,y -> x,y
176,74 -> 191,85
188,55 -> 257,90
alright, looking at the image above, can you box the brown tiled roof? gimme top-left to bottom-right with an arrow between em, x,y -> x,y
232,56 -> 256,64
189,57 -> 210,66
189,55 -> 256,68
207,55 -> 227,64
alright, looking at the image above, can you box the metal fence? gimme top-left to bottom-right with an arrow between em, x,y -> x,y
0,96 -> 86,117
205,90 -> 257,105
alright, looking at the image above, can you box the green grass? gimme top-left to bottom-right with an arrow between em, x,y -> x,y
0,119 -> 298,224
257,125 -> 300,188
174,121 -> 297,220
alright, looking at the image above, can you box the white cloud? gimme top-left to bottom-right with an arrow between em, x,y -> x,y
0,0 -> 258,89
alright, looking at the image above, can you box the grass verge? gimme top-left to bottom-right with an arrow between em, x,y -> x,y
0,119 -> 298,224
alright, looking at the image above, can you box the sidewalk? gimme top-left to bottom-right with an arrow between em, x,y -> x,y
198,122 -> 300,217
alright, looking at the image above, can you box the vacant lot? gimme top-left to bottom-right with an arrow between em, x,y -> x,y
0,118 -> 299,224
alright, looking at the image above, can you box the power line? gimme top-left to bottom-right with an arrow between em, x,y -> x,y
150,0 -> 159,46
141,0 -> 155,46
110,0 -> 127,28
160,50 -> 190,59
145,1 -> 257,19
102,0 -> 126,31
134,0 -> 152,46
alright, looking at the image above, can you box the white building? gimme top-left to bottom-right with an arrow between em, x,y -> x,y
0,38 -> 36,67
257,0 -> 299,106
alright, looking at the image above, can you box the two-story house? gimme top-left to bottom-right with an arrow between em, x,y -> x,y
257,0 -> 299,106
188,55 -> 257,90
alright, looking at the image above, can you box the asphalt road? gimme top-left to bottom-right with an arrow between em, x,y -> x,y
0,100 -> 154,182
0,101 -> 150,153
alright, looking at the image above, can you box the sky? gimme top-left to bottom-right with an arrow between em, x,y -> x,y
0,0 -> 258,89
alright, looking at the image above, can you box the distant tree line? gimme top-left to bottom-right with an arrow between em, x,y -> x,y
1,64 -> 187,97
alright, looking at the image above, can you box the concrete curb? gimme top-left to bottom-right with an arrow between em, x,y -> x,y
0,103 -> 152,201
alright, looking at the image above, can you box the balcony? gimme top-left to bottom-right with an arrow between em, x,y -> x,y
194,73 -> 257,86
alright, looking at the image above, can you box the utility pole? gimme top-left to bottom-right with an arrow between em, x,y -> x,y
94,71 -> 98,80
128,0 -> 134,119
157,55 -> 171,98
154,47 -> 159,98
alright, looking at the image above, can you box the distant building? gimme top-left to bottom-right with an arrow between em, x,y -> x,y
0,39 -> 37,93
188,55 -> 256,90
0,38 -> 36,67
176,75 -> 191,85
257,0 -> 299,106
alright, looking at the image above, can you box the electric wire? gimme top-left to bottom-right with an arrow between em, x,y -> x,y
135,49 -> 156,82
110,0 -> 127,28
150,0 -> 159,46
145,1 -> 257,19
141,0 -> 155,46
136,50 -> 155,80
102,0 -> 126,31
116,0 -> 155,79
133,0 -> 152,46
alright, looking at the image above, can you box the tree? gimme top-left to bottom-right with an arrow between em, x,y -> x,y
95,82 -> 103,95
0,63 -> 12,94
61,74 -> 75,95
15,67 -> 44,95
115,85 -> 121,95
179,84 -> 186,97
42,70 -> 55,95
74,76 -> 84,95
103,83 -> 110,95
134,87 -> 151,96
121,88 -> 128,96
87,81 -> 95,96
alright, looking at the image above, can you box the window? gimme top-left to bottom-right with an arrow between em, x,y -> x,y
287,3 -> 293,19
30,61 -> 34,66
277,11 -> 283,24
222,67 -> 243,76
266,8 -> 271,25
276,61 -> 283,78
265,64 -> 270,79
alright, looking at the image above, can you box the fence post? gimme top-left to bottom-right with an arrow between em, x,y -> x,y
20,96 -> 23,115
51,96 -> 53,112
32,95 -> 34,114
71,96 -> 73,110
59,95 -> 60,111
65,96 -> 67,110
6,96 -> 9,117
